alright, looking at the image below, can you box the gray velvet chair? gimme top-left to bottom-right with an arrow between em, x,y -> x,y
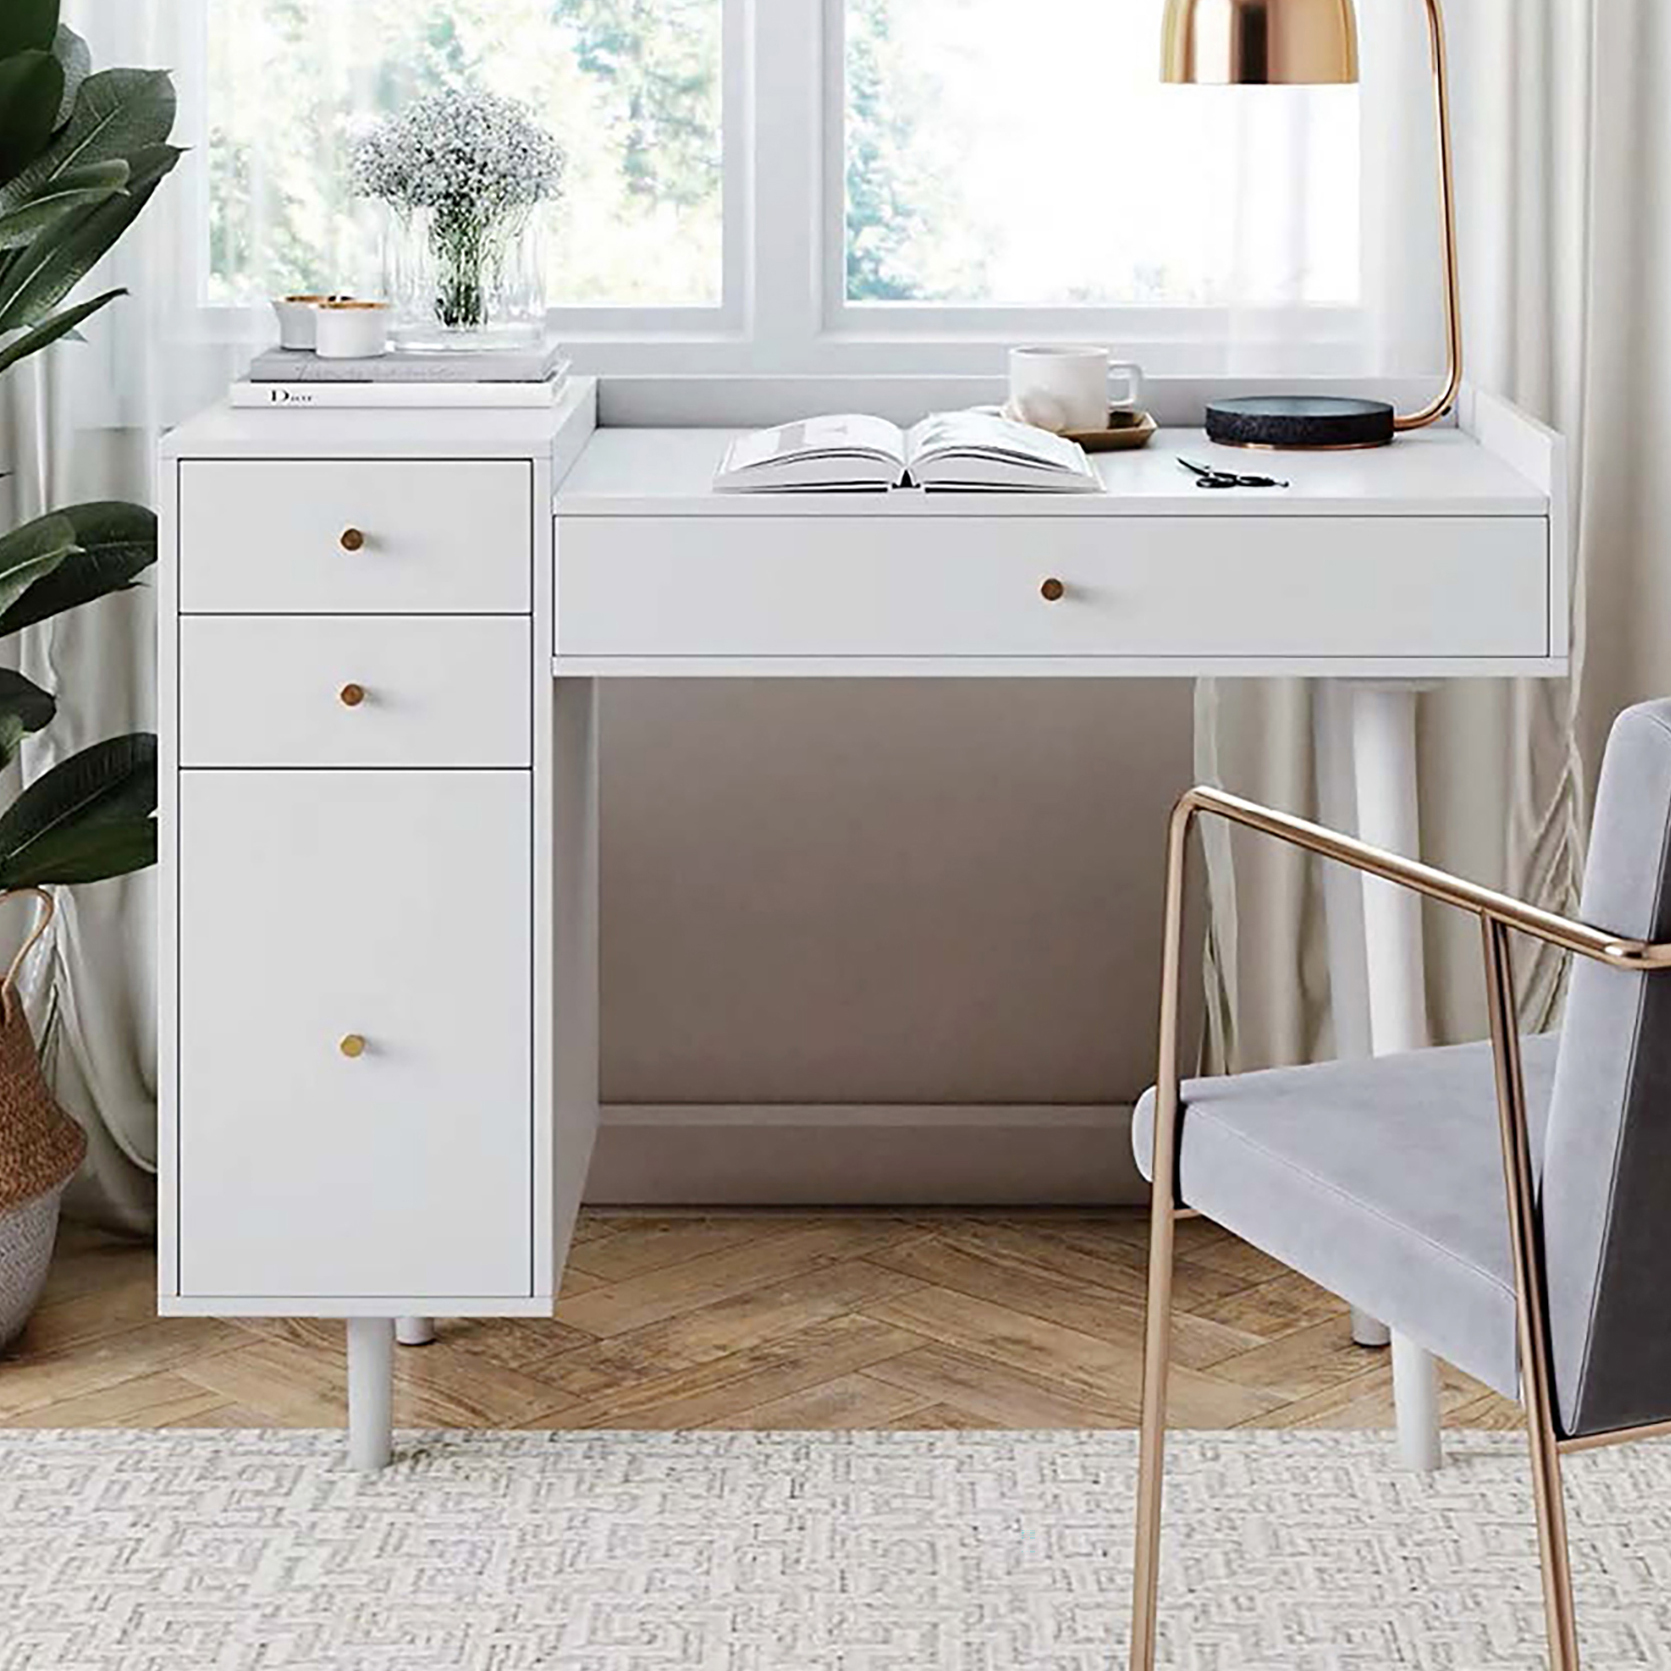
1127,698 -> 1671,1671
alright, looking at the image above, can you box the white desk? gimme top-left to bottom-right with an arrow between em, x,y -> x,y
159,378 -> 1565,1470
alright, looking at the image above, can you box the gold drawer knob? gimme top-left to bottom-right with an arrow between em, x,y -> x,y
1040,578 -> 1067,603
340,527 -> 366,553
339,683 -> 367,708
339,1034 -> 367,1060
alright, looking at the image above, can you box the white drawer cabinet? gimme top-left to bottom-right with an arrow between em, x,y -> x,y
179,616 -> 532,769
162,390 -> 603,1476
178,459 -> 533,614
177,770 -> 533,1299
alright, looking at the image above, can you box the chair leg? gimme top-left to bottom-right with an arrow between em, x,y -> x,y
1130,1196 -> 1177,1671
1526,1402 -> 1580,1670
1481,917 -> 1580,1670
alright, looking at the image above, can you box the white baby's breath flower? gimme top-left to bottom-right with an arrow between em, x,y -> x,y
351,87 -> 564,217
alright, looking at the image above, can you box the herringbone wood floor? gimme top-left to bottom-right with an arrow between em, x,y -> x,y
2,1211 -> 1522,1432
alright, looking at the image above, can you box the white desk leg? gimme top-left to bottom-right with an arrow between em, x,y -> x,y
346,1317 -> 395,1472
396,1316 -> 436,1347
1314,684 -> 1393,1353
1351,683 -> 1442,1474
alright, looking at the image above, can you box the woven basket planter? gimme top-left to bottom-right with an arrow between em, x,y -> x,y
0,892 -> 83,1352
0,1188 -> 65,1350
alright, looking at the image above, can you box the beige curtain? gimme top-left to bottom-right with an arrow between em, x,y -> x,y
1197,0 -> 1645,1072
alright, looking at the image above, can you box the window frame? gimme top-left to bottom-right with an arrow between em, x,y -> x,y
181,0 -> 1372,377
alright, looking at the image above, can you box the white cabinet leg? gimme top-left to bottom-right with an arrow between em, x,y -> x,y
346,1317 -> 395,1472
396,1316 -> 436,1347
1314,683 -> 1392,1354
1351,683 -> 1443,1472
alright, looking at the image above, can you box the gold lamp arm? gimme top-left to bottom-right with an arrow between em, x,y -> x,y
1394,0 -> 1463,431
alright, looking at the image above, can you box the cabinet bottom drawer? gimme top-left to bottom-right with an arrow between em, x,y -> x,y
177,769 -> 532,1301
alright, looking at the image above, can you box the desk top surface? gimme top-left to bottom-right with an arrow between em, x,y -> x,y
556,425 -> 1548,519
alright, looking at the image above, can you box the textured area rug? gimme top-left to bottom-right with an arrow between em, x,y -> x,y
3,1428 -> 1671,1669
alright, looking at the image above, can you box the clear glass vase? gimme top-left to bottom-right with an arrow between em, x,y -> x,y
382,204 -> 546,351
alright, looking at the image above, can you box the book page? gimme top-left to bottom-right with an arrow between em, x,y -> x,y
722,415 -> 906,473
905,412 -> 1087,472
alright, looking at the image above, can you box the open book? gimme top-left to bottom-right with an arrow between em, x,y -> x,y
714,412 -> 1101,493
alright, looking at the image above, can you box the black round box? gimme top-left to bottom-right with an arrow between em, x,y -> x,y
1206,395 -> 1396,450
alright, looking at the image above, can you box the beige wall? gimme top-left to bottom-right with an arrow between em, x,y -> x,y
590,678 -> 1194,1199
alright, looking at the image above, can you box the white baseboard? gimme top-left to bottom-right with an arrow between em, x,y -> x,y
585,1103 -> 1144,1206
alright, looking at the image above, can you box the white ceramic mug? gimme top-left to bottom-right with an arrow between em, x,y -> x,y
1008,346 -> 1145,434
271,294 -> 351,351
314,300 -> 391,360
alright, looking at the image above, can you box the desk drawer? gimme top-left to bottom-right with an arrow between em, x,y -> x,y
180,616 -> 531,768
180,459 -> 532,614
555,515 -> 1549,662
177,769 -> 532,1300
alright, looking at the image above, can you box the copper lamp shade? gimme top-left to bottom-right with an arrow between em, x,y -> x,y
1161,0 -> 1359,87
1160,0 -> 1462,448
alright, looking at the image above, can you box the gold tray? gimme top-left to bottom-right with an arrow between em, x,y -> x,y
1066,409 -> 1157,452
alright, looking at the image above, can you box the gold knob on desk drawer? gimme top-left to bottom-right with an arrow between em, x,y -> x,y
1040,578 -> 1066,603
340,527 -> 366,553
339,682 -> 367,708
339,1034 -> 367,1059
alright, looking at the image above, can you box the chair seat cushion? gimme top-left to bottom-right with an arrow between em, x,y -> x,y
1134,1036 -> 1558,1398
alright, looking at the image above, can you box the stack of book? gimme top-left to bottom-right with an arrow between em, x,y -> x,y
231,336 -> 570,410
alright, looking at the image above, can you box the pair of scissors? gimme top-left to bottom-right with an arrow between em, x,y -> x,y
1178,458 -> 1290,490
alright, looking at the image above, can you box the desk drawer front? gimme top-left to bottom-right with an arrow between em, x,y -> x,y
177,769 -> 532,1300
180,616 -> 532,769
555,515 -> 1549,662
180,459 -> 532,614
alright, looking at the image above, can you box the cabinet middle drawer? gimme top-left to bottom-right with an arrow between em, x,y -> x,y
180,616 -> 532,769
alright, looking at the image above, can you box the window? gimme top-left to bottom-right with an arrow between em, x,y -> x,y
190,0 -> 1373,370
842,0 -> 1359,309
205,0 -> 725,310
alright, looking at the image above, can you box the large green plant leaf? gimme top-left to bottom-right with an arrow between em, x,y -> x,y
0,167 -> 126,251
0,815 -> 154,886
0,732 -> 156,888
0,500 -> 155,637
0,140 -> 178,330
0,510 -> 75,615
0,1 -> 60,61
0,668 -> 56,772
0,49 -> 65,181
51,25 -> 88,128
0,67 -> 175,216
0,282 -> 121,378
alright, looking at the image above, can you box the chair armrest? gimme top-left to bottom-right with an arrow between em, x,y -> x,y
1172,785 -> 1671,973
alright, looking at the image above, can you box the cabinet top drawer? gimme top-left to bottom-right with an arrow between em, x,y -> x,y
178,459 -> 532,615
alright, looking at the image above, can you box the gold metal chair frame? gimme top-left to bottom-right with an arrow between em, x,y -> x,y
1130,786 -> 1671,1671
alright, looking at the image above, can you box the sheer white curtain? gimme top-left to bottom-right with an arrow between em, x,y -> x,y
1195,0 -> 1633,1075
0,3 -> 215,1231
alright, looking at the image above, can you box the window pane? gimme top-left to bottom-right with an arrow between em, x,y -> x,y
208,0 -> 723,308
845,0 -> 1358,307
